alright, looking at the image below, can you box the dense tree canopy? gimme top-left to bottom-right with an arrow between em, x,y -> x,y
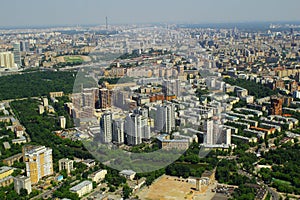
260,143 -> 300,194
0,71 -> 76,100
224,78 -> 276,98
10,98 -> 93,163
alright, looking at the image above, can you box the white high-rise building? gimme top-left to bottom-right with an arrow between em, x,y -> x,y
141,117 -> 151,139
13,42 -> 21,67
100,112 -> 112,143
204,119 -> 214,145
59,116 -> 66,129
134,107 -> 149,118
125,114 -> 142,145
0,52 -> 15,68
162,79 -> 181,97
222,128 -> 231,145
203,117 -> 231,145
125,114 -> 147,145
155,103 -> 176,134
20,41 -> 30,52
112,119 -> 125,144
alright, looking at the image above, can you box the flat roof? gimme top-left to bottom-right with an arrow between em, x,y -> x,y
120,170 -> 136,176
0,166 -> 13,174
14,175 -> 30,181
0,175 -> 13,183
70,180 -> 92,192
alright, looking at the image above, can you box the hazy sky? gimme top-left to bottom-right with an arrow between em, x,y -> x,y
1,0 -> 300,27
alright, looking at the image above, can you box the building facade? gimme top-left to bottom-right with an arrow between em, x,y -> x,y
70,180 -> 93,197
23,146 -> 53,184
162,79 -> 181,97
271,97 -> 283,115
59,116 -> 66,129
155,103 -> 176,134
112,119 -> 125,144
99,88 -> 111,109
58,158 -> 74,175
100,112 -> 112,143
14,175 -> 32,194
88,169 -> 107,183
13,42 -> 21,67
0,52 -> 15,68
125,113 -> 150,145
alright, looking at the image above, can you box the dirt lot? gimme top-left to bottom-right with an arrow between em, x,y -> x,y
137,175 -> 218,200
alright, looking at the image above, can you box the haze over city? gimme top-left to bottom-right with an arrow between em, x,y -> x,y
1,0 -> 300,27
0,0 -> 300,200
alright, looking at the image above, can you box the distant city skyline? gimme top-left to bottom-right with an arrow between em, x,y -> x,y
1,0 -> 300,27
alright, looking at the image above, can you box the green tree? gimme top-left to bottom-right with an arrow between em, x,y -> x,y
20,188 -> 28,196
122,184 -> 132,198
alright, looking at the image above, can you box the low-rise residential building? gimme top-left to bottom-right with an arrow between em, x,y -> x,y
82,159 -> 95,168
0,166 -> 14,179
14,125 -> 25,138
88,169 -> 107,183
12,136 -> 27,145
3,142 -> 11,150
38,105 -> 45,114
47,105 -> 55,113
239,119 -> 259,127
232,134 -> 258,143
0,166 -> 14,187
235,108 -> 263,117
0,176 -> 14,187
49,91 -> 64,98
227,111 -> 254,119
260,123 -> 282,132
226,121 -> 251,129
244,129 -> 265,139
250,126 -> 276,135
70,180 -> 93,197
3,153 -> 23,166
157,134 -> 190,151
119,170 -> 136,181
10,117 -> 18,126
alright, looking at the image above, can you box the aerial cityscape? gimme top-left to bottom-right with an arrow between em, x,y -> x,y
0,1 -> 300,200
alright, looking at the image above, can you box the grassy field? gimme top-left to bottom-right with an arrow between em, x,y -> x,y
272,178 -> 292,185
64,56 -> 84,63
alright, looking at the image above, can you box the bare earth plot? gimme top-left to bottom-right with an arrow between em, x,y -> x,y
137,175 -> 219,200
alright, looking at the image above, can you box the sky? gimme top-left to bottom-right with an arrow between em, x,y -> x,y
1,0 -> 300,27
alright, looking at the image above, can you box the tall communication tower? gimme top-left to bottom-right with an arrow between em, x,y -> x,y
106,16 -> 108,30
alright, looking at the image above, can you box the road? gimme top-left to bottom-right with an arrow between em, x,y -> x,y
31,182 -> 63,200
267,186 -> 280,200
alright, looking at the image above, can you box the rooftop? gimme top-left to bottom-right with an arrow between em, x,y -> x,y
70,180 -> 92,192
0,166 -> 13,174
14,175 -> 30,181
120,170 -> 136,176
0,175 -> 13,183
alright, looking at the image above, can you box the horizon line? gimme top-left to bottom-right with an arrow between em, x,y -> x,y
1,20 -> 300,30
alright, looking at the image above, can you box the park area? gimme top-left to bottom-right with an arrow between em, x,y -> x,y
64,56 -> 84,63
